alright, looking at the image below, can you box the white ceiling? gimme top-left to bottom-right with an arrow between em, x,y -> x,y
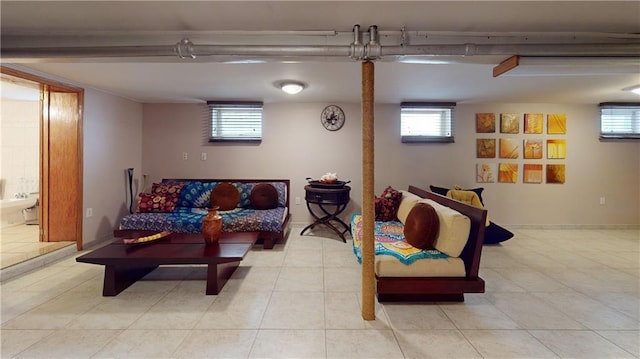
2,1 -> 640,105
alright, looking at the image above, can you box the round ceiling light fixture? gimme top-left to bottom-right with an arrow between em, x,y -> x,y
278,81 -> 306,95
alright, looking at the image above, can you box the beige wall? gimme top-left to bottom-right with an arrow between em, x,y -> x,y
0,99 -> 39,200
82,88 -> 143,247
142,102 -> 640,227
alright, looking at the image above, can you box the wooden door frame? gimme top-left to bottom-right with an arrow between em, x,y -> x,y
1,66 -> 84,250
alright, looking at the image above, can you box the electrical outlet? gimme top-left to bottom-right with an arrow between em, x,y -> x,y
295,197 -> 301,205
201,152 -> 207,161
182,152 -> 188,160
599,196 -> 606,205
86,208 -> 93,218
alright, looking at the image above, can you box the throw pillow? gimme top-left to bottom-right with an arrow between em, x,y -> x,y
137,192 -> 177,213
177,181 -> 217,208
149,182 -> 183,210
430,185 -> 485,206
403,202 -> 440,249
250,183 -> 279,210
375,186 -> 403,221
211,182 -> 240,210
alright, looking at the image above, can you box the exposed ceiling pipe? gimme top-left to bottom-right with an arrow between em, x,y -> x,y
2,25 -> 639,61
382,43 -> 640,57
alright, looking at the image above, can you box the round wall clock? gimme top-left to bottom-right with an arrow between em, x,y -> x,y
321,105 -> 345,131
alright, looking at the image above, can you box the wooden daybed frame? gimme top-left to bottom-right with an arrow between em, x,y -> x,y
375,185 -> 488,302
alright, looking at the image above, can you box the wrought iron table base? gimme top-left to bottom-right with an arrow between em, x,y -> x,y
300,201 -> 350,242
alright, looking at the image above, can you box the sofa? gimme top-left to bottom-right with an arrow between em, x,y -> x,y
116,178 -> 291,249
352,185 -> 487,301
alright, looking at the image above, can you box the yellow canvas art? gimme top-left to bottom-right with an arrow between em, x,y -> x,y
547,113 -> 567,134
500,113 -> 520,134
547,139 -> 567,159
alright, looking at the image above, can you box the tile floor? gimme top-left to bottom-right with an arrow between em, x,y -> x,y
0,225 -> 638,358
1,224 -> 75,270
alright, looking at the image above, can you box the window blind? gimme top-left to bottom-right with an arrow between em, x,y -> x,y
400,102 -> 455,143
207,101 -> 263,142
599,102 -> 640,140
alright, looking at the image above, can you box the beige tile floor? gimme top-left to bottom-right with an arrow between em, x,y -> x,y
1,225 -> 638,358
1,224 -> 75,269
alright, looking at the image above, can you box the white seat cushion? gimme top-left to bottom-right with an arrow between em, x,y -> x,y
419,198 -> 471,258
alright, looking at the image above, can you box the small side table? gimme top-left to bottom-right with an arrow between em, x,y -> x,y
300,185 -> 351,242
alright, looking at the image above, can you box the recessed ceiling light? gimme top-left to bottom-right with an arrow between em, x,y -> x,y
278,81 -> 306,95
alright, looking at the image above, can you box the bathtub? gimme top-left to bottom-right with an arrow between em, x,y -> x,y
1,195 -> 38,228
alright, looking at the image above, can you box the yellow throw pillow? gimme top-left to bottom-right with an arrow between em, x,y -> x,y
446,189 -> 490,226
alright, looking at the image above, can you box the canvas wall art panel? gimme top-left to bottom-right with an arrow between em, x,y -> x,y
499,138 -> 519,158
546,164 -> 566,184
523,164 -> 543,183
477,138 -> 496,158
476,113 -> 496,133
523,139 -> 543,159
476,163 -> 496,183
547,113 -> 567,134
524,113 -> 544,134
500,113 -> 520,134
498,163 -> 519,183
547,139 -> 567,159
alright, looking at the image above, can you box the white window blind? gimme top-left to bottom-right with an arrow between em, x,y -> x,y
207,101 -> 263,142
400,102 -> 455,143
599,102 -> 640,140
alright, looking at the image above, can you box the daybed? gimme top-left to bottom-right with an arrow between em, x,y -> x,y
116,178 -> 290,249
430,184 -> 514,244
352,185 -> 487,301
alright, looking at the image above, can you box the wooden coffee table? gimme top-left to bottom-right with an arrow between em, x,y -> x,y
76,231 -> 259,296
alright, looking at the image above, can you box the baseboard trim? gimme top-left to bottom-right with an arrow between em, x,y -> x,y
0,245 -> 77,282
507,224 -> 640,230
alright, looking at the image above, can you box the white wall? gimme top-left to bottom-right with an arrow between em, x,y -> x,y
83,88 -> 143,247
0,99 -> 39,199
141,101 -> 640,227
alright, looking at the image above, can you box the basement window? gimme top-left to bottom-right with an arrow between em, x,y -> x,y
207,101 -> 263,142
400,102 -> 456,143
599,103 -> 640,140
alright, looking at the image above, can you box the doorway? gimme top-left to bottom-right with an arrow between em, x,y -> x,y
0,67 -> 83,269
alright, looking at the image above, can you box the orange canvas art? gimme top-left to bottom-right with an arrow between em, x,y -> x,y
477,138 -> 496,158
524,139 -> 543,159
547,164 -> 566,184
476,113 -> 496,133
523,164 -> 543,183
498,163 -> 518,183
524,113 -> 543,134
499,138 -> 519,158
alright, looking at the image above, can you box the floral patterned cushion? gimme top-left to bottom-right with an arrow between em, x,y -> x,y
137,193 -> 177,213
375,186 -> 403,221
139,182 -> 184,212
